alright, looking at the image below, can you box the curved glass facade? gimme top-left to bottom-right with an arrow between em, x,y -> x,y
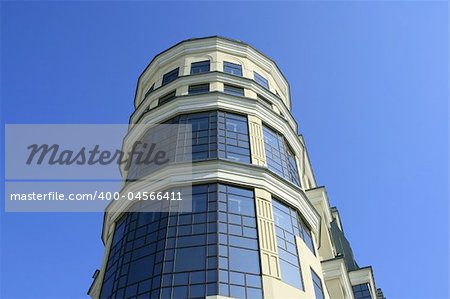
92,37 -> 384,299
127,110 -> 251,181
272,198 -> 314,290
100,183 -> 262,299
170,111 -> 250,163
262,125 -> 300,186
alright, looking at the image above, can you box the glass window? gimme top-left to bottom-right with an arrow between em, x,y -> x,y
254,71 -> 269,89
189,84 -> 210,95
353,283 -> 373,299
300,218 -> 315,253
128,255 -> 154,284
279,259 -> 303,289
144,83 -> 155,99
263,125 -> 301,186
175,247 -> 206,271
170,111 -> 250,163
173,111 -> 217,161
223,61 -> 242,76
272,198 -> 304,290
257,94 -> 272,108
191,60 -> 210,74
100,210 -> 165,298
311,269 -> 325,299
272,199 -> 314,253
224,85 -> 244,97
100,184 -> 262,299
158,90 -> 176,106
127,110 -> 251,179
218,112 -> 250,163
228,247 -> 260,274
162,67 -> 179,86
217,184 -> 262,298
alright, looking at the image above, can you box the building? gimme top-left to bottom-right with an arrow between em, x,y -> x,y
88,36 -> 384,299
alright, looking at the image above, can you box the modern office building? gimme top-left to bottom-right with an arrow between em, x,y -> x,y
88,36 -> 384,299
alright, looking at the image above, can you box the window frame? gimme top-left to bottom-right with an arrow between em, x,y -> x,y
254,71 -> 269,89
223,84 -> 245,97
162,67 -> 180,86
144,83 -> 155,99
311,268 -> 325,299
257,94 -> 273,108
272,198 -> 305,290
158,90 -> 176,106
191,60 -> 211,74
223,61 -> 243,77
352,283 -> 373,299
188,83 -> 210,95
262,124 -> 301,186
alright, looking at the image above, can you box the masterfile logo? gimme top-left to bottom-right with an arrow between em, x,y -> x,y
4,124 -> 193,212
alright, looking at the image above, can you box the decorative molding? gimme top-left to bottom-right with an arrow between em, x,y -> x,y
248,115 -> 266,167
101,160 -> 321,247
255,189 -> 280,278
321,257 -> 355,299
135,37 -> 291,109
131,71 -> 297,132
125,93 -> 302,177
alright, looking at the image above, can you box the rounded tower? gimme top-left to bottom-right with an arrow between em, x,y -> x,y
89,36 -> 380,299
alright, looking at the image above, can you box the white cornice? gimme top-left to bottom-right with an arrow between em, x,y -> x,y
125,93 -> 302,176
135,37 -> 291,109
102,160 -> 321,244
349,267 -> 377,299
348,267 -> 374,285
306,187 -> 334,226
122,94 -> 304,181
321,258 -> 355,299
132,72 -> 297,131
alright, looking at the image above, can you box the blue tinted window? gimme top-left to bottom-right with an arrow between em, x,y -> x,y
229,247 -> 260,274
173,111 -> 217,162
217,184 -> 263,298
257,94 -> 272,108
353,283 -> 373,299
224,85 -> 245,97
162,68 -> 179,85
300,218 -> 315,253
112,217 -> 126,246
188,84 -> 210,95
158,90 -> 176,106
273,199 -> 314,254
175,247 -> 206,271
127,110 -> 250,181
100,210 -> 165,298
191,60 -> 210,74
311,269 -> 325,299
144,83 -> 155,99
223,61 -> 242,76
128,255 -> 154,284
272,198 -> 304,290
263,125 -> 301,186
279,259 -> 303,289
173,111 -> 250,164
254,71 -> 269,89
218,111 -> 250,163
100,184 -> 262,299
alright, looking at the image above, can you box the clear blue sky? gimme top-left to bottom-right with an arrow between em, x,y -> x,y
1,1 -> 448,298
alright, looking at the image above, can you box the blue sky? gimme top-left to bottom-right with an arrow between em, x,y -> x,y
1,1 -> 448,298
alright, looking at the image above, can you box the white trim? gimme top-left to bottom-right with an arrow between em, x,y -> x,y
321,258 -> 355,299
102,160 -> 321,243
135,37 -> 291,108
306,187 -> 334,226
349,267 -> 378,299
124,93 -> 302,178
